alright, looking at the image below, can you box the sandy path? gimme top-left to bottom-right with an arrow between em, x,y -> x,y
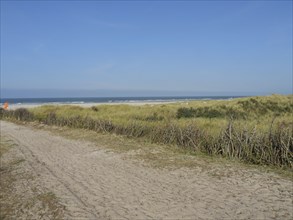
1,120 -> 292,219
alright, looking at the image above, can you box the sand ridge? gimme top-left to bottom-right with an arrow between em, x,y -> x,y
1,120 -> 292,219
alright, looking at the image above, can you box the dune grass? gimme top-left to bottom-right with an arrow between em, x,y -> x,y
1,94 -> 292,168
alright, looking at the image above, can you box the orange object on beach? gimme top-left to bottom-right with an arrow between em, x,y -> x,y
3,102 -> 9,110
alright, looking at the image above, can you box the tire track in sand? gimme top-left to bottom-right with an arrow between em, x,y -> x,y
1,120 -> 292,219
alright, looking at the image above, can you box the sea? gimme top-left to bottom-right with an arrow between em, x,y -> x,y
0,96 -> 244,106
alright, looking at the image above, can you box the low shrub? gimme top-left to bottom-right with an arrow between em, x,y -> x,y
176,107 -> 196,118
176,106 -> 245,119
91,106 -> 99,112
14,108 -> 34,121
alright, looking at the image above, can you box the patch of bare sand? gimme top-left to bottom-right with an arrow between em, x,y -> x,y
0,134 -> 65,219
0,120 -> 292,219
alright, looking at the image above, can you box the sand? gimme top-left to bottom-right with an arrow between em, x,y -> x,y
1,120 -> 292,219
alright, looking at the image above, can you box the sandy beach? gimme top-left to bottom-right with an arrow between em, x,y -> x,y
1,120 -> 292,219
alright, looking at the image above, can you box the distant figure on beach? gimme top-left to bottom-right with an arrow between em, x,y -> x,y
3,102 -> 9,110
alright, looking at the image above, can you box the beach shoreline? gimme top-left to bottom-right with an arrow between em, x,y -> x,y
1,95 -> 241,110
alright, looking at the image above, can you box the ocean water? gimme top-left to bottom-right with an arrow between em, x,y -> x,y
0,96 -> 243,106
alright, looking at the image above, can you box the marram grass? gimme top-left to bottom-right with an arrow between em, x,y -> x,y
1,95 -> 292,168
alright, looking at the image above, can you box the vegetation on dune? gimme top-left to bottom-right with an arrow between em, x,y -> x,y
177,96 -> 292,119
1,95 -> 292,168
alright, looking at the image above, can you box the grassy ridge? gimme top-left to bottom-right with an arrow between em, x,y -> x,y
1,95 -> 292,168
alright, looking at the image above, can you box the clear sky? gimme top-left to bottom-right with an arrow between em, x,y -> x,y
1,0 -> 292,98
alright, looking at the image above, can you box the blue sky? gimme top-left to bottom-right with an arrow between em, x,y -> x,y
1,0 -> 292,98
